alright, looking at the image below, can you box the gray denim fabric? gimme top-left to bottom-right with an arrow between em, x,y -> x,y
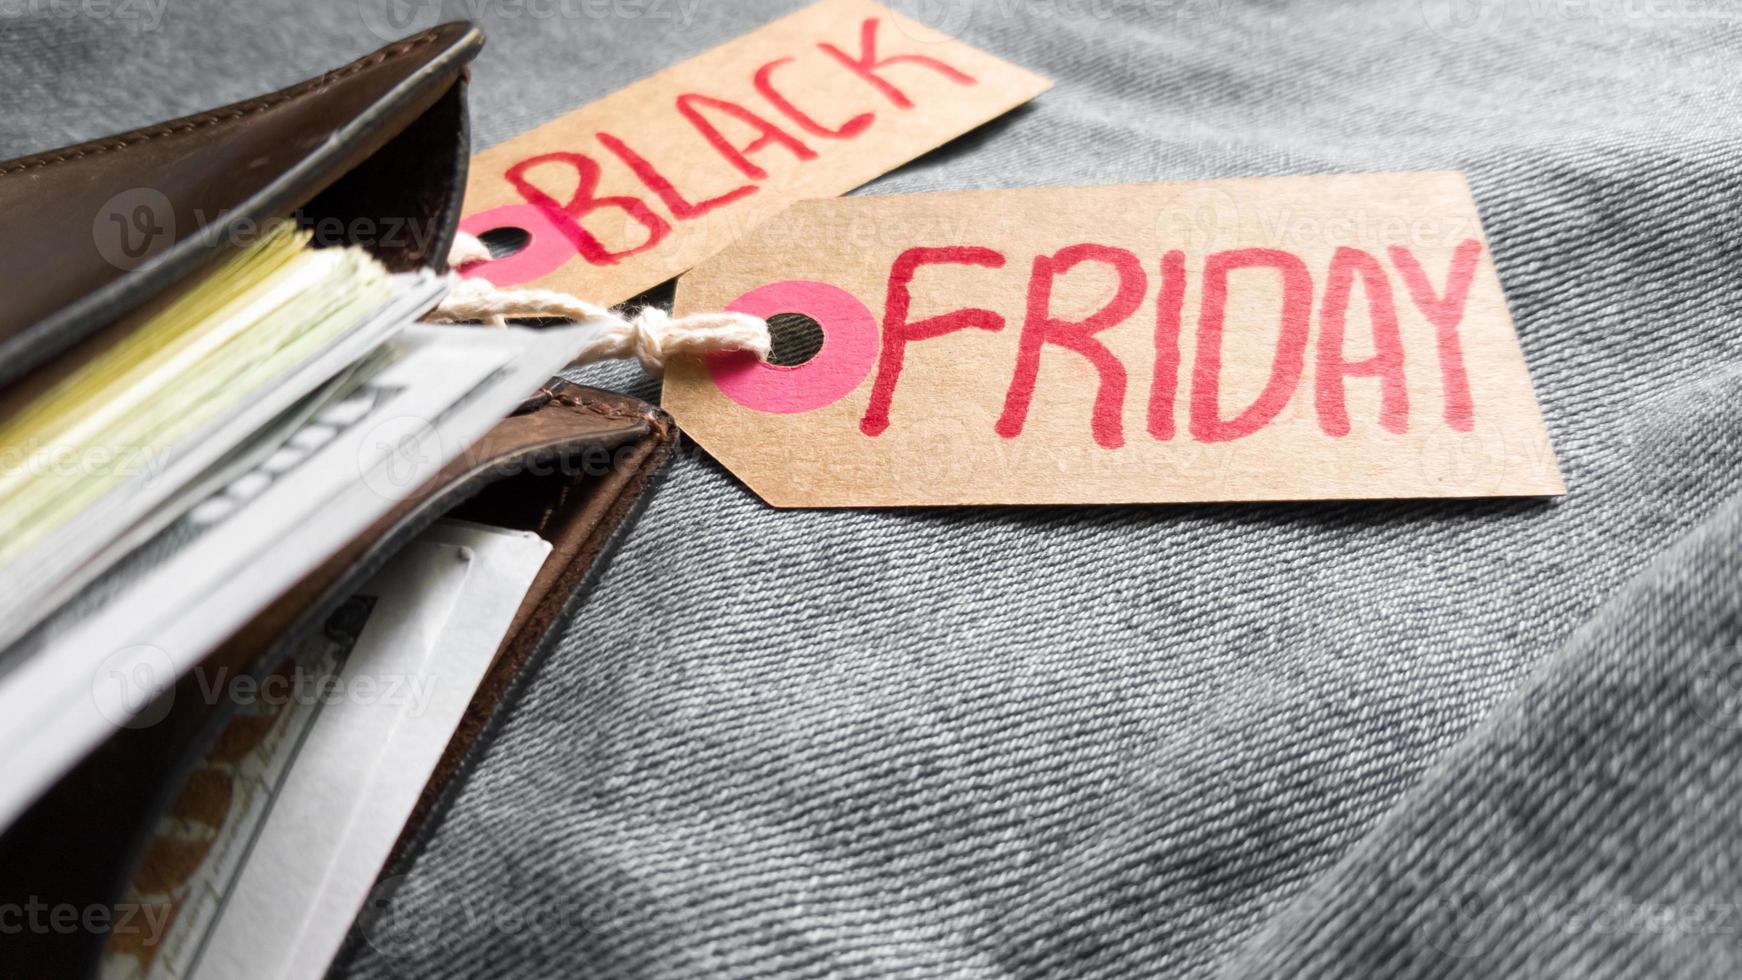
6,0 -> 1742,976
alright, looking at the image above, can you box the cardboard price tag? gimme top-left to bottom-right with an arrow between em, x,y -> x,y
455,0 -> 1051,305
663,172 -> 1565,507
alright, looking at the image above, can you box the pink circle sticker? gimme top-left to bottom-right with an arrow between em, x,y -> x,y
456,204 -> 576,286
707,280 -> 878,414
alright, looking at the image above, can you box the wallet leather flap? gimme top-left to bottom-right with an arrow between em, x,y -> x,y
0,21 -> 484,390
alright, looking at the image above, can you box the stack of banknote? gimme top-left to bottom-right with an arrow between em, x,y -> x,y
0,221 -> 606,980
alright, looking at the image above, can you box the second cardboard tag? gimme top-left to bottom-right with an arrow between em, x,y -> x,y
457,0 -> 1050,305
665,171 -> 1564,507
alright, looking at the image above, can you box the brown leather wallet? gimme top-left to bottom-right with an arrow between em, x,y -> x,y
0,24 -> 678,978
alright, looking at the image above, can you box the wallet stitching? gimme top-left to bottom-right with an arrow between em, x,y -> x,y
543,387 -> 674,440
0,30 -> 446,177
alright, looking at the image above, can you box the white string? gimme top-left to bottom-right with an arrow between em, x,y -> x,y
429,231 -> 770,375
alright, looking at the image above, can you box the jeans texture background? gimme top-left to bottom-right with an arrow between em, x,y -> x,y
6,0 -> 1741,976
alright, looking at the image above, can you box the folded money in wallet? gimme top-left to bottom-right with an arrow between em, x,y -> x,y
0,24 -> 680,977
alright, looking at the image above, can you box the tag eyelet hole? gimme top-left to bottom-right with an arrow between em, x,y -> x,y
765,311 -> 825,367
477,226 -> 532,259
